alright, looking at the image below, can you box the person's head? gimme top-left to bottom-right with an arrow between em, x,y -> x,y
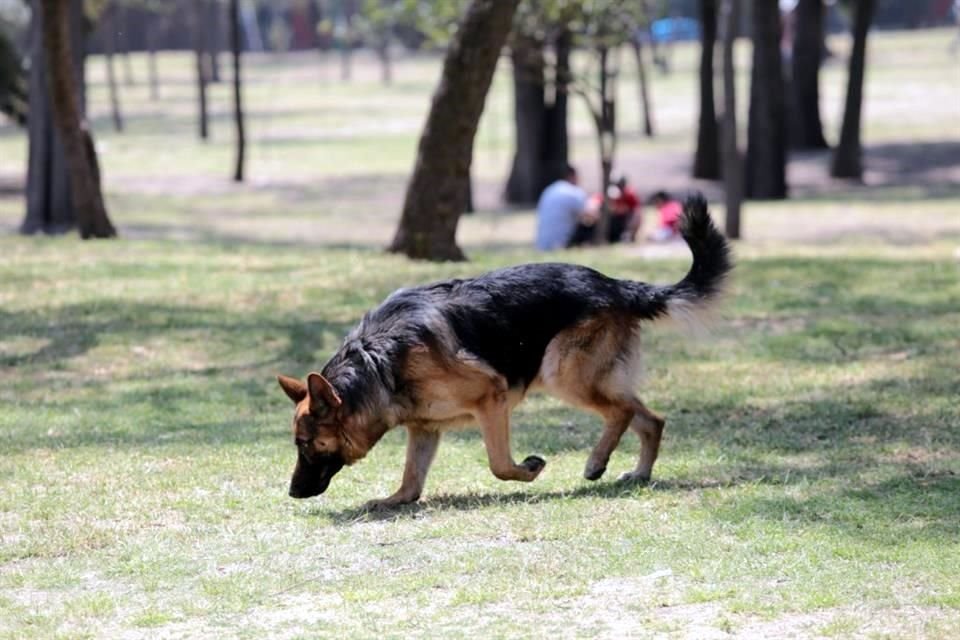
649,190 -> 671,206
564,164 -> 579,185
615,175 -> 628,189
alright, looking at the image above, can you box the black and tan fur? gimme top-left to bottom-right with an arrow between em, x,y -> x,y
277,194 -> 732,509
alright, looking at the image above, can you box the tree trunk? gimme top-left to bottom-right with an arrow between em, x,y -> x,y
541,28 -> 571,189
194,3 -> 210,140
120,4 -> 135,87
745,0 -> 787,200
791,0 -> 828,149
592,45 -> 617,245
693,0 -> 720,179
389,0 -> 521,261
230,0 -> 245,182
831,0 -> 875,180
38,0 -> 116,238
23,0 -> 83,235
720,0 -> 743,239
104,6 -> 124,133
147,13 -> 159,101
340,0 -> 354,82
631,35 -> 654,137
207,0 -> 222,83
377,38 -> 392,85
504,34 -> 546,205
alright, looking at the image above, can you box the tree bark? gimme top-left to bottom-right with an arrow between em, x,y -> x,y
541,28 -> 571,188
790,0 -> 828,149
207,0 -> 222,83
377,37 -> 392,85
340,0 -> 354,82
720,0 -> 743,239
389,0 -> 521,261
147,12 -> 159,101
38,0 -> 116,238
23,0 -> 84,235
692,0 -> 720,179
831,0 -> 875,180
631,35 -> 654,137
230,0 -> 245,182
194,2 -> 210,140
504,33 -> 546,205
104,6 -> 124,133
592,45 -> 617,245
745,0 -> 788,200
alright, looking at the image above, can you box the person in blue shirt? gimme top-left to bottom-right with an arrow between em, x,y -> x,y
535,165 -> 593,251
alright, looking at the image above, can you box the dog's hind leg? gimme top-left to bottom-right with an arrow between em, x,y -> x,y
583,400 -> 636,481
618,400 -> 665,483
475,396 -> 546,482
365,427 -> 441,510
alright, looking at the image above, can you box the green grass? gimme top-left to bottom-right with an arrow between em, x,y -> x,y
1,27 -> 959,639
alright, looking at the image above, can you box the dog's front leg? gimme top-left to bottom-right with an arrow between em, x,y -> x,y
365,427 -> 440,511
474,397 -> 545,482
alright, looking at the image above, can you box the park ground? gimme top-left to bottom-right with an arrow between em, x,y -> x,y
0,28 -> 959,639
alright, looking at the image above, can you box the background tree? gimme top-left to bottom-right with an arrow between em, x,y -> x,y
230,0 -> 244,182
692,0 -> 719,179
23,0 -> 84,234
503,3 -> 573,205
193,0 -> 210,140
745,0 -> 787,200
0,23 -> 27,125
831,0 -> 876,180
719,0 -> 742,238
790,0 -> 829,149
38,0 -> 115,238
389,0 -> 521,261
102,3 -> 124,133
630,27 -> 654,138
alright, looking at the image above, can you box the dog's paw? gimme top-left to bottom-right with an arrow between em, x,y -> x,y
520,455 -> 547,476
583,462 -> 607,481
616,471 -> 651,484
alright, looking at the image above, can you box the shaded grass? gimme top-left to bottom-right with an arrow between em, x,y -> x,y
1,235 -> 958,638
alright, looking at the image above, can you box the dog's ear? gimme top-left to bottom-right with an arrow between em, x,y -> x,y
277,375 -> 307,404
306,372 -> 342,414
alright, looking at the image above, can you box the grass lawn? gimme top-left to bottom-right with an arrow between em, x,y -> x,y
1,28 -> 959,639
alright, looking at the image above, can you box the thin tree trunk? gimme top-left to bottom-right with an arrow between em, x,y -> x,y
207,0 -> 222,83
194,3 -> 210,141
39,0 -> 116,238
791,0 -> 828,149
120,5 -> 134,87
693,0 -> 720,179
340,0 -> 354,82
831,0 -> 875,180
592,45 -> 617,245
389,0 -> 521,261
104,6 -> 124,132
377,38 -> 392,85
745,0 -> 787,199
720,0 -> 742,239
230,0 -> 245,182
504,33 -> 546,205
631,35 -> 654,137
147,14 -> 159,100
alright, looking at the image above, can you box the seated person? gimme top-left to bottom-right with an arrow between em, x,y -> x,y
648,190 -> 683,243
535,165 -> 590,251
609,175 -> 642,243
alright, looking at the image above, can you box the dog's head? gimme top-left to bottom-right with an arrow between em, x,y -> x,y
277,373 -> 347,499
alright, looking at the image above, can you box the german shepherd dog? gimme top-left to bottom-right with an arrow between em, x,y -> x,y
277,195 -> 731,509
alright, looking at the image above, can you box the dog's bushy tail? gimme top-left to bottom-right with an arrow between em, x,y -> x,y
623,193 -> 733,322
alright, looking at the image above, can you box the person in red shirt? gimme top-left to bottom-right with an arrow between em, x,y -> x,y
648,191 -> 683,242
609,176 -> 642,243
